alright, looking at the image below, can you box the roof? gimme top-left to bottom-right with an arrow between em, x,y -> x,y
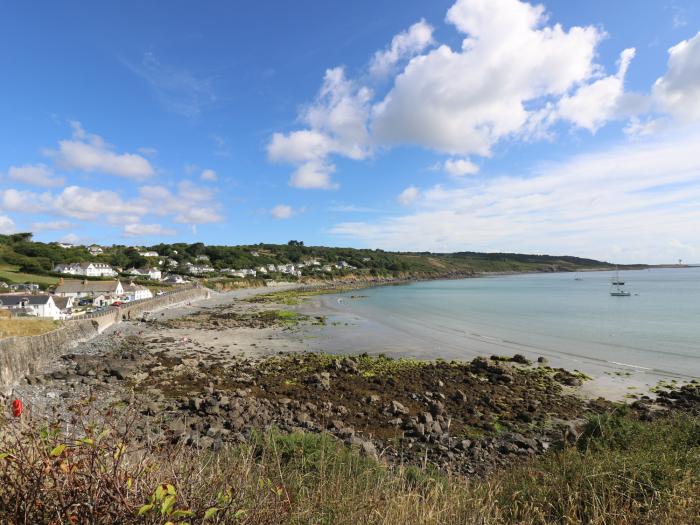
54,280 -> 122,294
0,294 -> 52,306
52,296 -> 72,309
124,282 -> 149,291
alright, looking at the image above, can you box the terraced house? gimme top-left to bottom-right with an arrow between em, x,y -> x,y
53,262 -> 117,278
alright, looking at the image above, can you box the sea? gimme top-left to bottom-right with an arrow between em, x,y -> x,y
308,267 -> 700,386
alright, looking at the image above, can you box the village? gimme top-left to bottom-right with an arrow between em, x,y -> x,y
0,243 -> 359,321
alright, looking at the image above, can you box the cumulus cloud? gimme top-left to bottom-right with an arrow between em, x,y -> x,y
267,67 -> 371,189
558,48 -> 641,132
45,121 -> 155,179
373,0 -> 604,156
270,204 -> 294,219
653,31 -> 700,121
369,19 -> 434,77
332,128 -> 700,263
140,181 -> 224,224
269,0 -> 645,186
123,223 -> 176,237
443,158 -> 479,176
8,164 -> 65,187
397,186 -> 420,205
0,215 -> 16,234
200,168 -> 218,181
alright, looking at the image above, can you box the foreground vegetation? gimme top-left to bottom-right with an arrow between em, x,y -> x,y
0,406 -> 697,524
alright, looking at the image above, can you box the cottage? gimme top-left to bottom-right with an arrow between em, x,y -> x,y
53,279 -> 124,299
0,294 -> 62,320
123,282 -> 153,301
162,274 -> 189,284
52,296 -> 74,316
87,245 -> 104,255
138,251 -> 159,258
126,267 -> 162,280
54,262 -> 117,278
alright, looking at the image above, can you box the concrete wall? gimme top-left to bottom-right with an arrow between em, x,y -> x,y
0,286 -> 211,392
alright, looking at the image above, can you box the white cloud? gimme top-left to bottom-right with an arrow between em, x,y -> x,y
0,215 -> 16,234
58,233 -> 81,244
443,158 -> 479,176
0,189 -> 52,213
653,31 -> 700,121
123,223 -> 176,237
200,168 -> 218,181
558,48 -> 640,132
270,204 -> 294,219
332,127 -> 700,263
140,181 -> 224,224
45,121 -> 155,179
31,220 -> 73,232
55,186 -> 148,220
8,164 -> 65,187
267,68 -> 371,189
369,19 -> 434,77
372,0 -> 603,156
397,186 -> 420,206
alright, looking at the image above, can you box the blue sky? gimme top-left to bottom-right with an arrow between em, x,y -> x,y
1,0 -> 699,263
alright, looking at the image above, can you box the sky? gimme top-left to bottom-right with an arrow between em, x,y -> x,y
1,0 -> 699,264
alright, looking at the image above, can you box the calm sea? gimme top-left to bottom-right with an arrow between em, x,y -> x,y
311,267 -> 700,381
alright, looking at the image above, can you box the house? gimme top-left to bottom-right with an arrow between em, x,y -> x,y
0,294 -> 62,320
257,266 -> 268,274
126,267 -> 162,280
53,262 -> 117,278
138,251 -> 159,258
250,251 -> 260,257
87,245 -> 103,255
162,274 -> 189,284
195,254 -> 210,262
53,279 -> 124,299
9,283 -> 40,293
52,295 -> 74,316
166,259 -> 179,269
227,268 -> 257,278
184,262 -> 214,275
57,242 -> 75,249
123,282 -> 153,301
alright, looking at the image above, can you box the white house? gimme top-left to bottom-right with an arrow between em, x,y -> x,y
54,262 -> 117,278
54,279 -> 124,299
195,254 -> 210,262
57,242 -> 75,249
123,282 -> 153,301
138,251 -> 159,258
0,294 -> 63,320
257,266 -> 268,274
184,262 -> 214,275
227,268 -> 257,278
126,267 -> 162,280
87,245 -> 103,255
162,274 -> 189,284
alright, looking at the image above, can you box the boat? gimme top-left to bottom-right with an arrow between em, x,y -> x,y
610,268 -> 631,296
574,272 -> 583,281
610,286 -> 631,297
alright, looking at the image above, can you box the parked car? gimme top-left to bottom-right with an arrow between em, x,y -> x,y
112,301 -> 123,307
78,298 -> 92,306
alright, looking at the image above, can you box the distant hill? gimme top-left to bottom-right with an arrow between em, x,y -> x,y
0,232 -> 634,288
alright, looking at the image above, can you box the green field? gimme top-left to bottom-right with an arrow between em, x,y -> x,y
0,264 -> 58,286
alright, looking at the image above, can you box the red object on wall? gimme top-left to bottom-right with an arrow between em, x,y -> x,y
11,399 -> 23,417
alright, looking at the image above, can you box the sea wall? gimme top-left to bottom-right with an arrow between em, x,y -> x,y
0,319 -> 98,394
0,286 -> 211,392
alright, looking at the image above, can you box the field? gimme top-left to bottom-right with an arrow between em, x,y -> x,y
0,318 -> 59,339
0,264 -> 58,286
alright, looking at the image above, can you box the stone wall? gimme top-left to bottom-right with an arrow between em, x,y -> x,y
0,319 -> 98,394
0,286 -> 211,392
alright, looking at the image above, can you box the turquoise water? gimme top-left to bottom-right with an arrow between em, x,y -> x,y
313,268 -> 700,380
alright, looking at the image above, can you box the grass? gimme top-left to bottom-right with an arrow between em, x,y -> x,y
0,318 -> 59,339
0,264 -> 58,286
1,406 -> 697,524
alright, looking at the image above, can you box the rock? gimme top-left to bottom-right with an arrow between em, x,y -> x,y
189,397 -> 204,411
360,440 -> 378,460
390,400 -> 409,416
459,439 -> 472,450
368,394 -> 381,404
51,370 -> 67,380
341,357 -> 359,373
537,356 -> 549,365
420,412 -> 433,424
109,368 -> 128,380
511,354 -> 530,365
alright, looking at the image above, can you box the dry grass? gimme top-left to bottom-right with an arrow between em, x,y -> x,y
0,406 -> 698,524
0,318 -> 59,339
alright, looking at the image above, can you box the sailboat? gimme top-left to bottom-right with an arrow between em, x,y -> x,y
610,268 -> 631,296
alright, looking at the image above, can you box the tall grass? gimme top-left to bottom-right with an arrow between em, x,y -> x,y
0,407 -> 698,524
0,318 -> 59,339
